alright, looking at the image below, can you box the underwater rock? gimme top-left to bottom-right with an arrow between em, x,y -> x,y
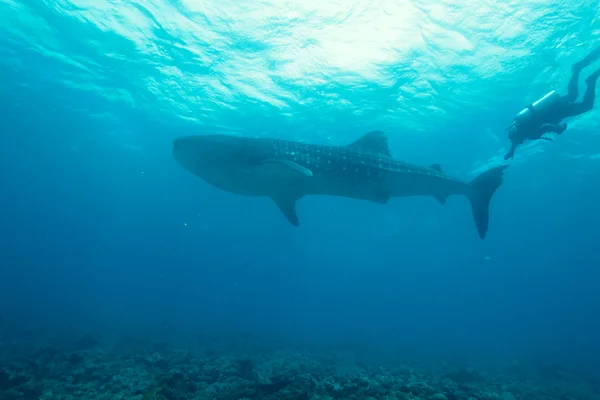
2,388 -> 24,400
0,370 -> 10,391
0,370 -> 29,392
147,352 -> 169,371
445,366 -> 484,384
74,333 -> 99,351
68,352 -> 85,365
235,357 -> 255,380
14,380 -> 43,398
254,374 -> 293,396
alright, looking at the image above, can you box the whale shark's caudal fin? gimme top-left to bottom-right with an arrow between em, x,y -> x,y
467,165 -> 509,240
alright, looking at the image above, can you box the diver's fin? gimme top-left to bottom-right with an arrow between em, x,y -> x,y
346,130 -> 392,157
467,165 -> 509,239
429,163 -> 443,172
260,159 -> 313,178
270,192 -> 302,227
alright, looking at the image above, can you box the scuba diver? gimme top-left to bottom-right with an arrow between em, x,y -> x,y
504,46 -> 600,160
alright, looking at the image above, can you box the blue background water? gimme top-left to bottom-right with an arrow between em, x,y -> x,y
1,0 -> 600,370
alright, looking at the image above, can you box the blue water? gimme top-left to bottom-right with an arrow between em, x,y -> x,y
1,0 -> 600,378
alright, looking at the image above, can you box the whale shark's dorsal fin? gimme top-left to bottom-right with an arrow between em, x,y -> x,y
346,131 -> 392,157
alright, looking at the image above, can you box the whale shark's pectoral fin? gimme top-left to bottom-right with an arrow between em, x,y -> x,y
368,191 -> 390,204
260,160 -> 309,226
260,159 -> 313,178
429,165 -> 447,204
270,192 -> 302,227
433,195 -> 447,204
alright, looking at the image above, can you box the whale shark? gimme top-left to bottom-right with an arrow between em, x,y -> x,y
172,131 -> 508,239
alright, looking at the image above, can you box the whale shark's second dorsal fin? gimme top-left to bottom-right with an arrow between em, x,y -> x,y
346,131 -> 392,157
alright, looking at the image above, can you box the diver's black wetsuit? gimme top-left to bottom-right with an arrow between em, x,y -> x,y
563,61 -> 600,116
505,47 -> 600,160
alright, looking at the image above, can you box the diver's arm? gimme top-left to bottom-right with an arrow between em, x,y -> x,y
504,142 -> 518,160
540,123 -> 567,134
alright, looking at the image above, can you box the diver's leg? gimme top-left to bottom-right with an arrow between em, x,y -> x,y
504,142 -> 519,160
574,45 -> 600,70
564,68 -> 600,117
568,45 -> 600,102
583,69 -> 600,110
566,64 -> 581,102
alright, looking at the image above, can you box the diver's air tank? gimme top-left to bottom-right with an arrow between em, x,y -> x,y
514,90 -> 561,123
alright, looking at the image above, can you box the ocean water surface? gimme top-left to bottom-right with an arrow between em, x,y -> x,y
1,1 -> 600,399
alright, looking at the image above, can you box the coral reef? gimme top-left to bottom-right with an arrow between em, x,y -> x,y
0,335 -> 597,400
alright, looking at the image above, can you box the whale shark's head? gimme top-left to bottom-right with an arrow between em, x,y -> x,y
172,134 -> 272,195
172,135 -> 249,171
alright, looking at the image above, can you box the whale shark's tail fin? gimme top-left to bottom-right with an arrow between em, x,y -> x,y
467,165 -> 509,240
